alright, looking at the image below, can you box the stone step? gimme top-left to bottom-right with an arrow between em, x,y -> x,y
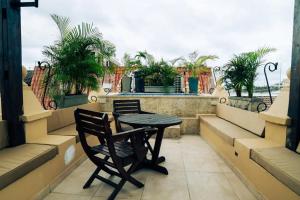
164,125 -> 181,138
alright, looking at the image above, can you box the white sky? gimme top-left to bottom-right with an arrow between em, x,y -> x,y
21,0 -> 295,86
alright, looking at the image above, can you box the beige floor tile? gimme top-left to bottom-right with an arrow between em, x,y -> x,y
43,136 -> 257,200
179,135 -> 207,144
94,170 -> 150,199
43,193 -> 92,200
224,172 -> 257,200
91,196 -> 140,200
183,154 -> 232,172
181,146 -> 220,160
53,163 -> 104,196
186,171 -> 239,200
159,151 -> 185,171
141,170 -> 190,200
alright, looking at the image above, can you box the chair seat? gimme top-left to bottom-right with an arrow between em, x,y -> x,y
251,147 -> 300,195
0,144 -> 58,190
92,141 -> 134,159
200,115 -> 258,146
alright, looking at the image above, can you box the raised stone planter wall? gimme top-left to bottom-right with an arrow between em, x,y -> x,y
98,95 -> 218,117
228,96 -> 264,112
98,94 -> 218,136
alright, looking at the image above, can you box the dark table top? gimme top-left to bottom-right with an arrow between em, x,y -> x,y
118,114 -> 182,128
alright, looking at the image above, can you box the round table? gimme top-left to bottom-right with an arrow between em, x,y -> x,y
118,114 -> 182,175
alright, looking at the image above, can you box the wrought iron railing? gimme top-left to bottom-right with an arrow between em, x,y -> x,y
256,62 -> 279,113
37,61 -> 57,110
89,95 -> 98,103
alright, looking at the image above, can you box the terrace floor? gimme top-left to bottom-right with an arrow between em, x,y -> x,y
43,135 -> 257,200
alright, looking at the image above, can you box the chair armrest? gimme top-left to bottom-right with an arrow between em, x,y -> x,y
112,128 -> 146,142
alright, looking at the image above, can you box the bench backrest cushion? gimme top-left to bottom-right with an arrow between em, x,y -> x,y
47,103 -> 101,132
217,104 -> 265,137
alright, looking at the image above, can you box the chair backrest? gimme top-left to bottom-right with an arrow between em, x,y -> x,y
74,109 -> 113,159
113,99 -> 142,114
113,100 -> 142,132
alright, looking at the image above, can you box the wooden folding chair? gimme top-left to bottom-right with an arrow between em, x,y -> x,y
112,99 -> 157,155
74,108 -> 148,200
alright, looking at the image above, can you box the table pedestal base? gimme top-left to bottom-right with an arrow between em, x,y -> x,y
140,156 -> 168,175
156,156 -> 165,164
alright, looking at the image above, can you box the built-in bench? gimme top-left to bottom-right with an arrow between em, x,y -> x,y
200,102 -> 300,199
0,144 -> 58,190
251,147 -> 300,196
200,104 -> 265,147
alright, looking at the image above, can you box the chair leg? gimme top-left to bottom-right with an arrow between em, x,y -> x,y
108,179 -> 126,200
83,156 -> 110,189
145,140 -> 154,154
83,167 -> 101,189
123,163 -> 144,188
126,175 -> 144,188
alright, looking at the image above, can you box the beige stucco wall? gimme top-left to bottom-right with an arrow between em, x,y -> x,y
98,95 -> 218,117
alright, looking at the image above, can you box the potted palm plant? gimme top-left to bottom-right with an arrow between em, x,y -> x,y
221,54 -> 248,97
184,51 -> 218,94
243,47 -> 276,98
43,14 -> 115,108
221,47 -> 275,111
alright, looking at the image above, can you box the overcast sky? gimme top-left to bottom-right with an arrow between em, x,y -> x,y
21,0 -> 294,86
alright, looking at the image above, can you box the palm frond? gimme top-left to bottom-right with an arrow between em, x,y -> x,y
169,57 -> 185,66
255,47 -> 276,58
65,22 -> 102,41
195,55 -> 219,67
50,14 -> 71,40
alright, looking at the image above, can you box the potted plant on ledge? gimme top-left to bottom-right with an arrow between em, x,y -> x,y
123,51 -> 178,93
141,59 -> 178,93
43,14 -> 115,108
184,51 -> 218,94
221,47 -> 276,111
